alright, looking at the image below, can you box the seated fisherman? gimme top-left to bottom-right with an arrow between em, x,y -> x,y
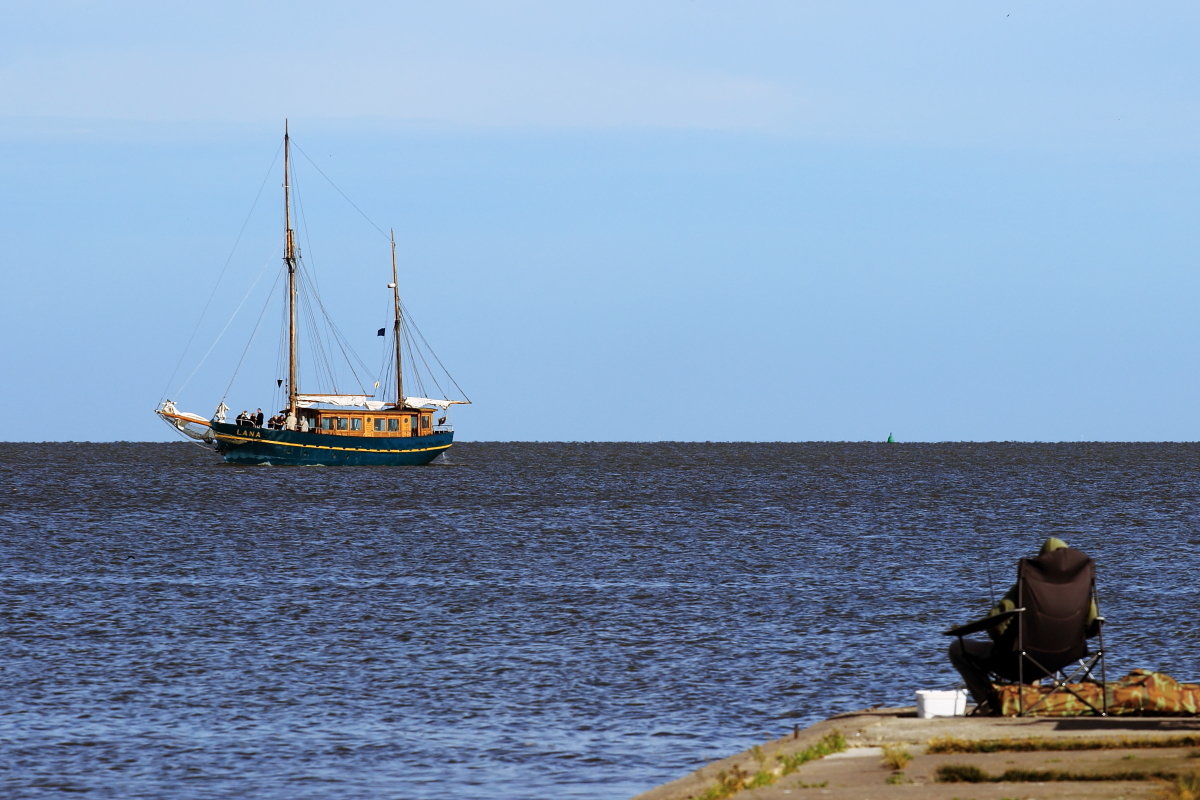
948,537 -> 1100,712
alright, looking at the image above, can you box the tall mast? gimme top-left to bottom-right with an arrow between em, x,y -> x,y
284,121 -> 299,418
390,229 -> 404,406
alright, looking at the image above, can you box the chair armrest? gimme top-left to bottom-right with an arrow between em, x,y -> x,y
942,607 -> 1024,637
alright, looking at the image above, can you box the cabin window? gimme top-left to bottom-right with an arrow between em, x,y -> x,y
388,418 -> 399,432
421,416 -> 430,429
351,418 -> 362,432
336,417 -> 348,430
321,417 -> 333,430
373,418 -> 385,432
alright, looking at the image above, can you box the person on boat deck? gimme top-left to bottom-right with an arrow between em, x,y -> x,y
947,537 -> 1100,712
254,408 -> 264,427
235,410 -> 250,427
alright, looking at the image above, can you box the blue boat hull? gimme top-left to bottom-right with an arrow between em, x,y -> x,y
211,422 -> 453,466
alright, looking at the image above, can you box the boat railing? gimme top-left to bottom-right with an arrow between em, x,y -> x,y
435,424 -> 455,433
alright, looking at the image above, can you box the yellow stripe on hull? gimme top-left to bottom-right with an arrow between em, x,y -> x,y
213,431 -> 452,455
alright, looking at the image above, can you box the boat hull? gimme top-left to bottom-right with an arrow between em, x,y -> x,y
210,422 -> 453,466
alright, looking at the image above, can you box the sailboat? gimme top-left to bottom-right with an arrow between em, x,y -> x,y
155,124 -> 469,465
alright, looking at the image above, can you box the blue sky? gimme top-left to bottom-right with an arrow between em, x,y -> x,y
4,1 -> 1199,442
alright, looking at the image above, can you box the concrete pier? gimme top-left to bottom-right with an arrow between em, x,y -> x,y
634,708 -> 1200,800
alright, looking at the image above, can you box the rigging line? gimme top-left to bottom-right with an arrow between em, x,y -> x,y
298,265 -> 340,392
293,157 -> 339,340
401,317 -> 445,400
405,320 -> 457,402
339,311 -> 376,386
376,328 -> 397,401
221,268 -> 285,402
414,337 -> 448,402
287,146 -> 389,395
175,246 -> 281,399
274,287 -> 289,408
376,294 -> 394,386
401,303 -> 472,402
297,269 -> 371,396
297,272 -> 334,391
316,288 -> 374,385
291,138 -> 391,241
292,164 -> 323,299
160,141 -> 284,401
297,262 -> 331,391
375,319 -> 394,396
327,323 -> 373,394
183,437 -> 215,453
401,314 -> 452,403
298,261 -> 376,390
402,330 -> 428,399
295,174 -> 336,376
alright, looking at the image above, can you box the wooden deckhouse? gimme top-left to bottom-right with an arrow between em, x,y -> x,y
289,405 -> 438,438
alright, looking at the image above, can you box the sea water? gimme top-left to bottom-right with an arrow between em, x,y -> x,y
2,442 -> 1198,799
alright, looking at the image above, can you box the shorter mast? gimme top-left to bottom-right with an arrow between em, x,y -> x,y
390,229 -> 404,407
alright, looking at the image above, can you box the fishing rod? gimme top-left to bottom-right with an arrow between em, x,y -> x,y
983,540 -> 997,608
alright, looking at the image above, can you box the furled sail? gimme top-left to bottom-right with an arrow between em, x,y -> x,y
404,397 -> 468,411
155,401 -> 216,444
295,394 -> 466,411
296,394 -> 388,410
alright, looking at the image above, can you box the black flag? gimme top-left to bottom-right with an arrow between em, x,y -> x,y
277,379 -> 283,387
377,328 -> 386,336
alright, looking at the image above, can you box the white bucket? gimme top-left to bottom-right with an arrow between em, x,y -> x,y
915,689 -> 967,718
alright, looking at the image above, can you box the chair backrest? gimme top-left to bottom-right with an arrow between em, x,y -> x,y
1007,547 -> 1094,674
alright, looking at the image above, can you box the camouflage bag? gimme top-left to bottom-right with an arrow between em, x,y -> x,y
994,669 -> 1200,716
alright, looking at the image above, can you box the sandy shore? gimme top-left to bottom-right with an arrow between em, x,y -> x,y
634,708 -> 1200,800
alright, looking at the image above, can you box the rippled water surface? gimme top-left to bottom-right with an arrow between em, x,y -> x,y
2,442 -> 1199,799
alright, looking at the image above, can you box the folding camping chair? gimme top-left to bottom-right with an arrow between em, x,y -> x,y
945,546 -> 1107,716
